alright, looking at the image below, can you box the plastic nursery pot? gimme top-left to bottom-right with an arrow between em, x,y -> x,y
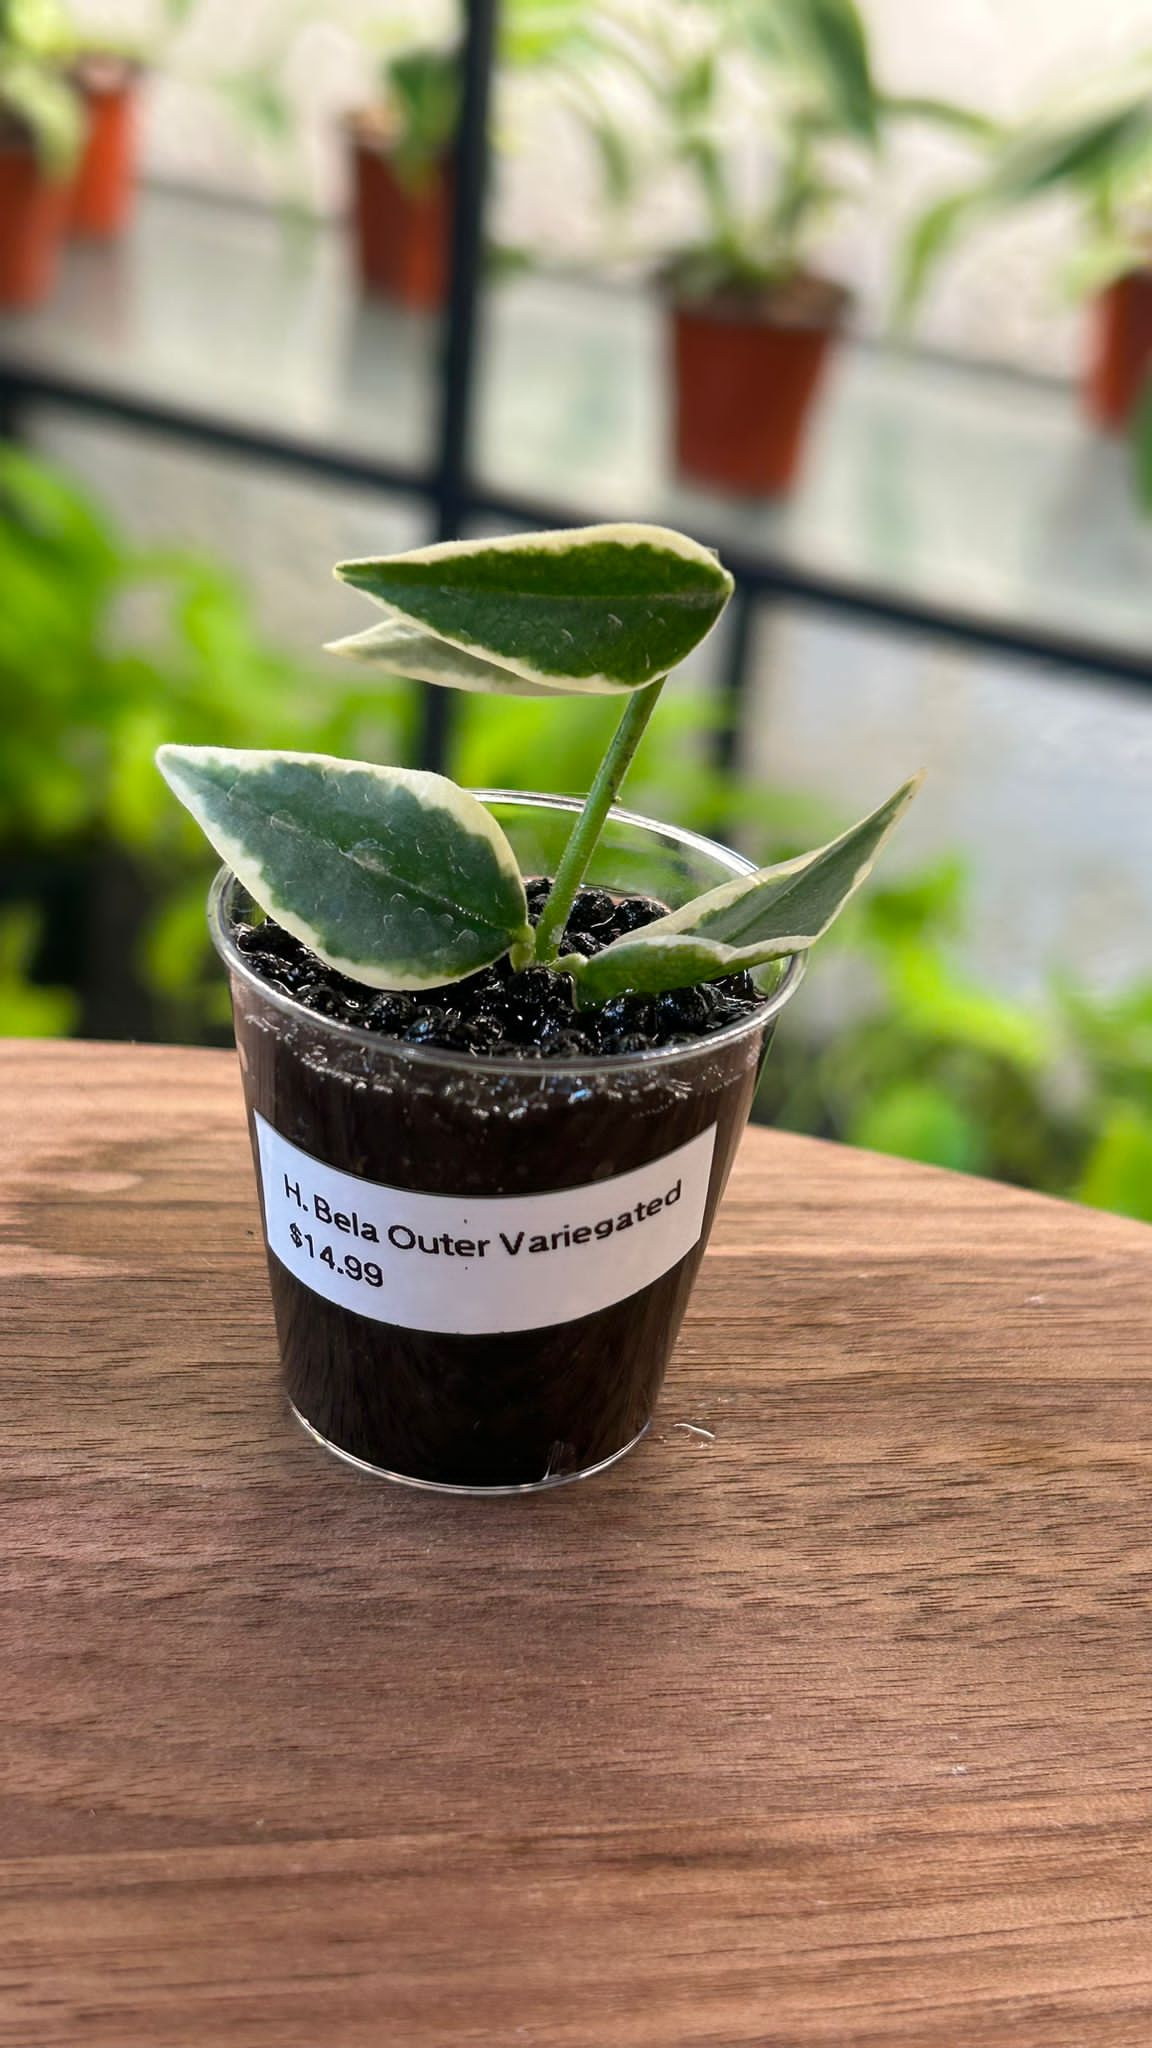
68,58 -> 139,239
1085,271 -> 1152,431
209,795 -> 804,1495
347,121 -> 452,311
0,139 -> 71,308
669,279 -> 848,497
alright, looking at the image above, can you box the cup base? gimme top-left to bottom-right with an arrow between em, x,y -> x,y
288,1403 -> 652,1496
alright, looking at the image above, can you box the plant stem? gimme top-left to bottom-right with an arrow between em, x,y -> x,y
532,678 -> 666,965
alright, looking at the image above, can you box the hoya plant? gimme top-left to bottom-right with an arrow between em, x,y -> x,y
157,523 -> 918,1015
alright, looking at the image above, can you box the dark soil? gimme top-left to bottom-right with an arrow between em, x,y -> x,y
234,877 -> 762,1059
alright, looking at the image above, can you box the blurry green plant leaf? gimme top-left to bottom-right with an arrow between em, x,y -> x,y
896,190 -> 981,322
849,1081 -> 985,1174
1077,1107 -> 1152,1223
156,745 -> 532,990
335,525 -> 734,693
0,53 -> 83,173
587,114 -> 635,208
569,776 -> 919,1003
5,0 -> 74,58
0,907 -> 75,1038
855,856 -> 966,947
501,0 -> 590,69
880,94 -> 999,141
900,64 -> 1152,319
984,87 -> 1152,203
383,45 -> 459,183
883,944 -> 1050,1067
741,0 -> 878,142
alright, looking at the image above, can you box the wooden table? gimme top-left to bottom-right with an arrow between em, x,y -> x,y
3,1041 -> 1152,2048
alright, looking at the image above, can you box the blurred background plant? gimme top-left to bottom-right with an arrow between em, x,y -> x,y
0,0 -> 85,176
900,51 -> 1152,477
566,0 -> 987,296
900,54 -> 1152,323
544,0 -> 989,492
0,444 -> 410,1040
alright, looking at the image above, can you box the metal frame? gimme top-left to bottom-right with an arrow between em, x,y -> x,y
2,0 -> 1150,779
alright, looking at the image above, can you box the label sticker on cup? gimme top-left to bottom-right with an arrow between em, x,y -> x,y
254,1112 -> 717,1335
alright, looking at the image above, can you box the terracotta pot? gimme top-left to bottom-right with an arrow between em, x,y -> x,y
68,61 -> 139,239
349,126 -> 452,311
670,281 -> 848,497
0,140 -> 70,308
1085,271 -> 1152,431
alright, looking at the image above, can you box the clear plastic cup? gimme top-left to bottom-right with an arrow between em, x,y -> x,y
209,793 -> 804,1494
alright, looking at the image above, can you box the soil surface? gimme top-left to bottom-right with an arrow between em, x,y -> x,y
228,879 -> 780,1488
235,878 -> 762,1060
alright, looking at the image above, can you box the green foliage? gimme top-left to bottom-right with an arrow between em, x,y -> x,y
0,444 -> 410,1036
1077,1108 -> 1152,1223
759,856 -> 1152,1225
380,45 -> 459,189
0,906 -> 74,1036
740,0 -> 878,145
899,57 -> 1152,321
0,0 -> 82,173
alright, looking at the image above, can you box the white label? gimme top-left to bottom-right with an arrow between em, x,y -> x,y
254,1112 -> 717,1335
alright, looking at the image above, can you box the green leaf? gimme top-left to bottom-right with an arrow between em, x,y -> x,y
334,524 -> 735,694
898,68 -> 1152,322
501,0 -> 589,69
884,946 -> 1050,1068
744,0 -> 878,142
569,775 -> 921,1005
880,94 -> 1000,143
848,1081 -> 985,1174
326,619 -> 582,697
0,55 -> 83,174
1077,1107 -> 1152,1224
384,45 -> 459,182
896,190 -> 980,324
156,745 -> 531,991
987,93 -> 1152,203
0,907 -> 75,1039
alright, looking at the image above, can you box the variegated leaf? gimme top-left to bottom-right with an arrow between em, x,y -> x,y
334,522 -> 734,694
568,777 -> 921,1006
157,745 -> 531,990
324,618 -> 577,697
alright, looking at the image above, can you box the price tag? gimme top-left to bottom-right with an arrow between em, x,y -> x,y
254,1112 -> 717,1336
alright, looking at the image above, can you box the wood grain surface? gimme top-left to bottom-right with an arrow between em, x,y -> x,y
2,1039 -> 1152,2048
